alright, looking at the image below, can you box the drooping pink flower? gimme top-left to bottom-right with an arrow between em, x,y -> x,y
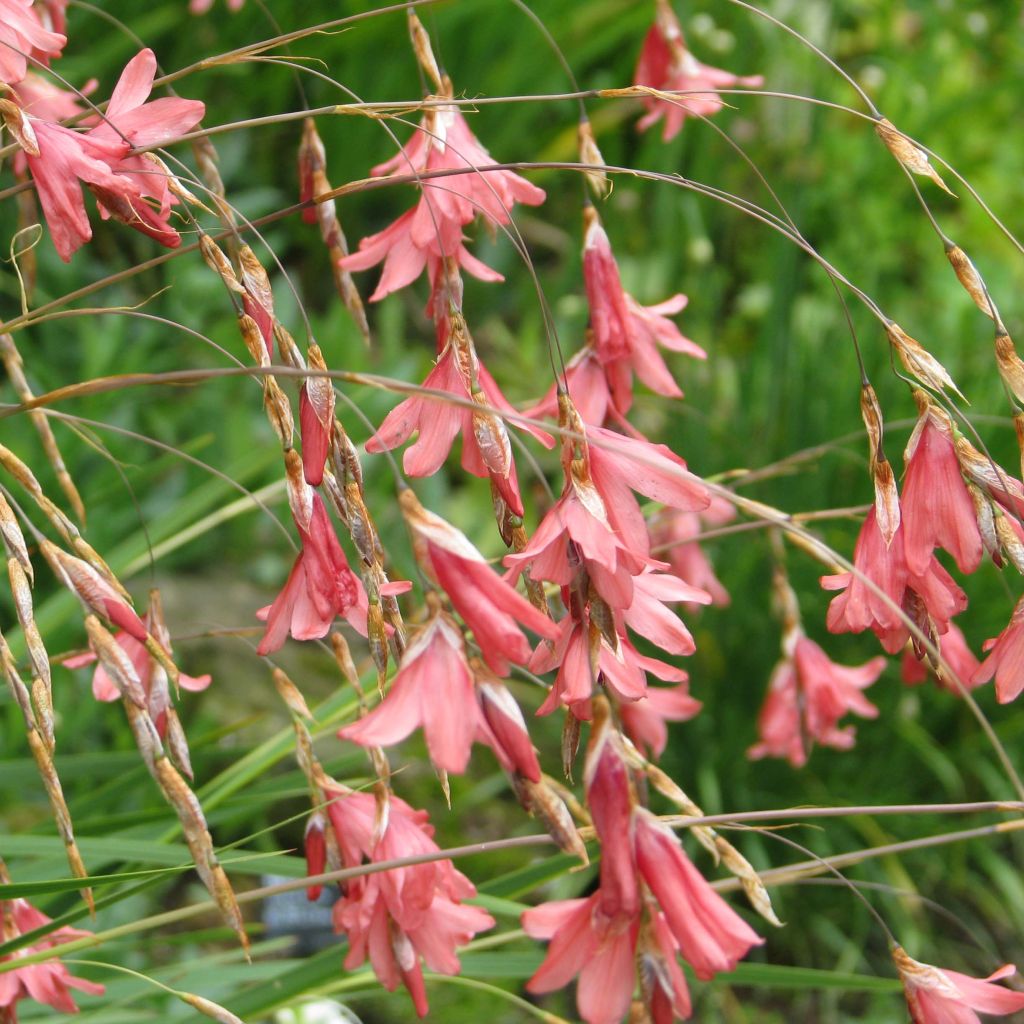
11,72 -> 89,124
400,490 -> 559,674
0,0 -> 65,86
894,946 -> 1024,1023
367,341 -> 552,517
476,674 -> 541,782
587,424 -> 710,557
371,102 -> 545,231
322,787 -> 494,1017
633,0 -> 763,141
582,208 -> 705,414
902,620 -> 982,694
63,605 -> 211,733
0,898 -> 104,1019
619,682 -> 702,760
650,496 -> 735,608
633,809 -> 763,980
338,609 -> 480,774
190,0 -> 245,12
902,414 -> 982,576
339,98 -> 543,304
256,493 -> 363,655
524,342 -> 615,428
748,636 -> 885,767
523,893 -> 639,1024
973,596 -> 1024,704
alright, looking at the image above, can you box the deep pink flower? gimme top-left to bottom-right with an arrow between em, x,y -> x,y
634,809 -> 763,980
0,0 -> 65,86
0,898 -> 103,1018
401,490 -> 559,674
256,494 -> 363,655
338,609 -> 480,774
303,812 -> 327,901
902,621 -> 982,694
894,947 -> 1024,1023
973,596 -> 1024,704
822,509 -> 967,654
633,1 -> 763,141
367,342 -> 552,517
476,676 -> 541,781
902,414 -> 982,576
748,636 -> 885,767
619,682 -> 702,760
584,722 -> 640,921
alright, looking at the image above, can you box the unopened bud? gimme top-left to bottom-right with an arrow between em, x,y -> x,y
273,667 -> 313,719
199,235 -> 244,293
872,458 -> 901,547
304,811 -> 327,901
298,118 -> 327,226
264,377 -> 295,450
176,992 -> 245,1024
512,775 -> 589,864
238,244 -> 274,321
945,241 -> 996,319
236,312 -> 268,366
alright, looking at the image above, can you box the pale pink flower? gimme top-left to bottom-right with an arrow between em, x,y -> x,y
618,568 -> 710,656
894,946 -> 1024,1023
524,343 -> 614,428
902,415 -> 982,576
323,788 -> 494,1017
63,606 -> 210,734
190,0 -> 245,11
633,809 -> 763,979
11,72 -> 88,123
619,682 -> 702,760
523,893 -> 639,1024
338,610 -> 479,774
582,212 -> 705,414
367,343 -> 552,517
973,596 -> 1024,703
0,0 -> 65,86
371,103 -> 545,231
748,636 -> 885,767
902,621 -> 982,694
588,424 -> 710,557
634,3 -> 763,141
650,497 -> 735,608
0,898 -> 103,1018
402,491 -> 559,674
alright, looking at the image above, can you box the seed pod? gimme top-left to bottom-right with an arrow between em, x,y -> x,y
511,774 -> 589,864
875,117 -> 955,196
0,334 -> 84,525
199,235 -> 245,294
714,834 -> 782,927
176,992 -> 245,1024
945,241 -> 996,319
236,312 -> 268,366
0,99 -> 39,155
407,10 -> 443,93
578,118 -> 610,199
886,322 -> 966,401
994,328 -> 1024,405
238,245 -> 274,323
872,457 -> 901,548
273,667 -> 312,720
264,377 -> 295,450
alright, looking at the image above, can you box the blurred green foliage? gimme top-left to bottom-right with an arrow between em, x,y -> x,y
3,1 -> 1024,1021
